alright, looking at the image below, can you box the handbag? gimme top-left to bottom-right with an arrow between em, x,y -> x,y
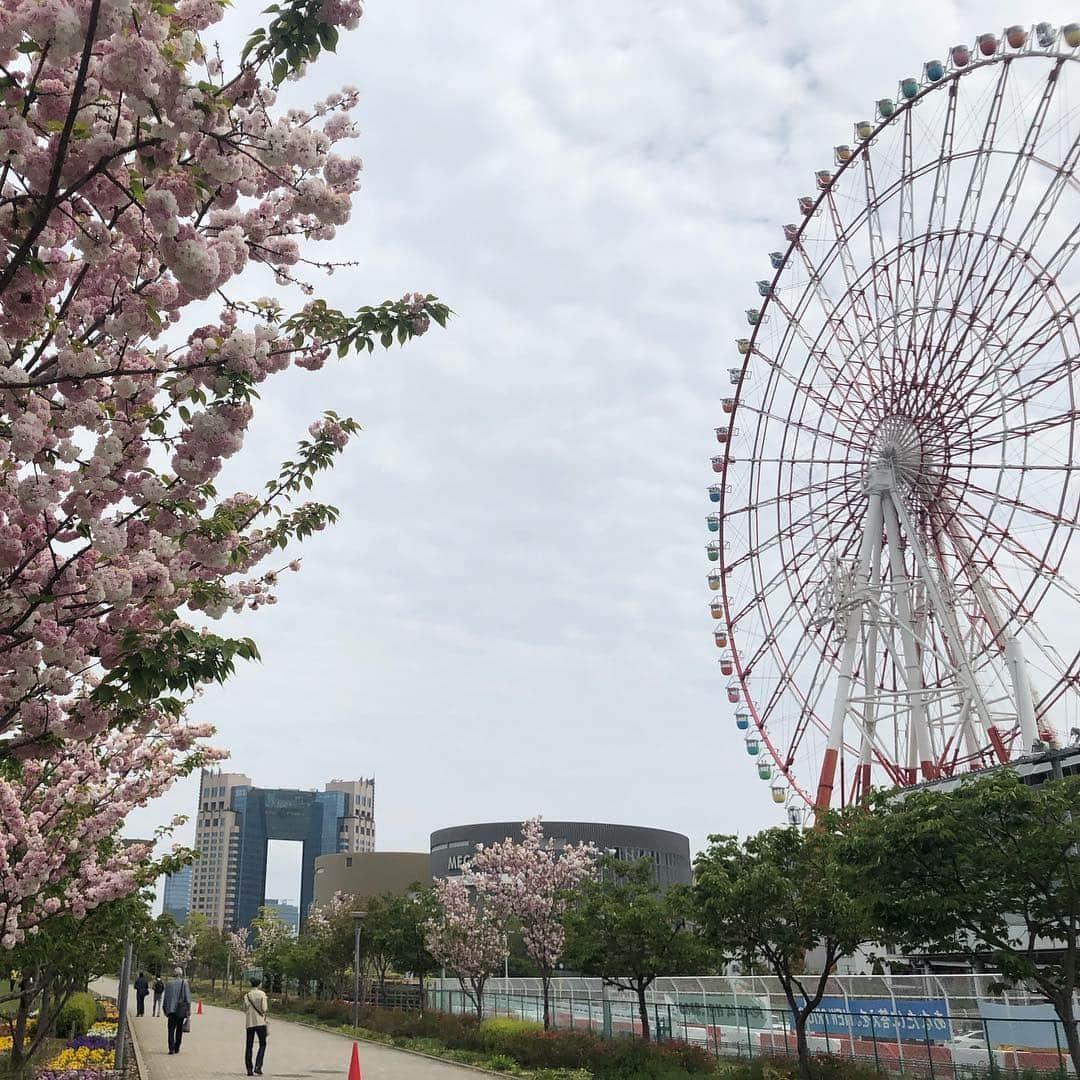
183,1016 -> 191,1033
176,980 -> 191,1019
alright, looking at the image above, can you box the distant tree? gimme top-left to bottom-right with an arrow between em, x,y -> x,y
305,891 -> 360,999
846,772 -> 1080,1076
564,858 -> 710,1042
227,928 -> 254,983
382,888 -> 441,1006
135,913 -> 179,977
694,825 -> 876,1080
251,906 -> 293,994
189,922 -> 230,988
470,817 -> 598,1029
360,895 -> 396,1001
424,876 -> 509,1021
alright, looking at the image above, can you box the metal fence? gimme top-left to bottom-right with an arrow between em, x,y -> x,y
427,979 -> 1078,1077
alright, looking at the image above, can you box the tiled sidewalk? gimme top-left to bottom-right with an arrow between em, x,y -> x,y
97,982 -> 483,1080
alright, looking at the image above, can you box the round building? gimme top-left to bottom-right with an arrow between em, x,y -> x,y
430,821 -> 692,889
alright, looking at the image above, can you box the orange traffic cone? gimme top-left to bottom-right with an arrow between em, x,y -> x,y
347,1041 -> 361,1080
196,1001 -> 203,1016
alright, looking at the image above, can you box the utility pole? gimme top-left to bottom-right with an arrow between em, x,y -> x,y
350,911 -> 366,1030
115,941 -> 133,1072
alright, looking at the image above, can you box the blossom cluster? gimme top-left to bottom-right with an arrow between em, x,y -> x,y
0,0 -> 442,945
424,875 -> 509,992
469,817 -> 598,978
0,715 -> 224,947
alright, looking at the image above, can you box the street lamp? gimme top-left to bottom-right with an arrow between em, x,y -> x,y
351,911 -> 366,1031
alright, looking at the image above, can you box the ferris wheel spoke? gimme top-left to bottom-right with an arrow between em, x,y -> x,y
967,409 -> 1079,448
933,226 -> 1080,403
904,80 -> 958,368
860,147 -> 898,378
951,476 -> 1077,539
733,388 -> 865,451
729,484 -> 866,628
764,290 -> 875,417
802,196 -> 882,384
728,490 -> 856,574
918,61 -> 1013,375
948,60 -> 1068,351
724,470 -> 862,522
949,495 -> 1080,611
892,106 -> 917,390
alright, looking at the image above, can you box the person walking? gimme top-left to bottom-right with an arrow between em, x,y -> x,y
243,977 -> 269,1076
162,967 -> 191,1055
133,972 -> 149,1017
152,976 -> 165,1017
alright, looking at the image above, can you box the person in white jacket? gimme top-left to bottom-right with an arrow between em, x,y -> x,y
243,977 -> 269,1076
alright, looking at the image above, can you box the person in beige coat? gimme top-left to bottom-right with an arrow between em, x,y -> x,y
243,977 -> 269,1076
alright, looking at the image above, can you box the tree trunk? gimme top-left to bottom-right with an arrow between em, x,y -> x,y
636,983 -> 651,1042
537,972 -> 548,1028
795,1014 -> 813,1080
418,971 -> 425,1014
1052,992 -> 1080,1077
471,976 -> 487,1021
10,980 -> 31,1069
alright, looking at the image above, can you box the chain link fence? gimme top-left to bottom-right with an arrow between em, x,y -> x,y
428,976 -> 1077,1077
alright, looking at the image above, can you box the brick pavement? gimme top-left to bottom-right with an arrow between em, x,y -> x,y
96,982 -> 484,1080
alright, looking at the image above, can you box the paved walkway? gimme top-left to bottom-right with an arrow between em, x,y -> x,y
95,982 -> 482,1080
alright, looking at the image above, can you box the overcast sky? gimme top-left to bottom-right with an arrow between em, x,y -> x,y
122,1 -> 1080,906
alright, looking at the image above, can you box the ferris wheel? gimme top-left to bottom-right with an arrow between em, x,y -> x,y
710,22 -> 1080,816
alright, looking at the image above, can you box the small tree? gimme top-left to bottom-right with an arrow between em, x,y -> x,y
694,826 -> 876,1080
227,928 -> 254,983
564,858 -> 710,1042
305,891 -> 358,999
470,817 -> 597,1029
383,888 -> 441,1008
847,772 -> 1080,1076
424,876 -> 508,1020
251,906 -> 293,994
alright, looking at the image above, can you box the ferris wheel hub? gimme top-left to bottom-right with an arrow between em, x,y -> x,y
866,415 -> 933,492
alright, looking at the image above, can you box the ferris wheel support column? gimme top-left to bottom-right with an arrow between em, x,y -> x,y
814,491 -> 883,812
890,488 -> 1003,759
1004,636 -> 1041,753
856,529 -> 884,805
879,481 -> 937,781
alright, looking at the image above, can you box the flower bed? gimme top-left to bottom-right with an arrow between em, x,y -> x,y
26,996 -> 120,1080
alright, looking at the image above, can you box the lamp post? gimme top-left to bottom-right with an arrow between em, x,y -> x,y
351,911 -> 366,1031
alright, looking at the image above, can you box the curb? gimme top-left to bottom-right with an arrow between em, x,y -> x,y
125,1003 -> 149,1080
194,995 -> 509,1078
285,1016 -> 509,1077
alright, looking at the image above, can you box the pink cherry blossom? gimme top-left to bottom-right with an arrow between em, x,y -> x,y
469,817 -> 598,1029
0,0 -> 443,943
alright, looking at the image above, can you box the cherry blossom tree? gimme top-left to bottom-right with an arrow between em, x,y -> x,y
0,716 -> 222,950
0,0 -> 447,943
424,875 -> 508,1021
168,926 -> 195,970
470,817 -> 598,1029
227,927 -> 253,979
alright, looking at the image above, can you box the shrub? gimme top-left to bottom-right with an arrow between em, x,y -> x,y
722,1056 -> 885,1080
486,1053 -> 519,1072
55,992 -> 98,1038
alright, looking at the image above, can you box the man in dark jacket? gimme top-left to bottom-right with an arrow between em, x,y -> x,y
161,967 -> 191,1054
133,972 -> 150,1017
152,976 -> 165,1017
